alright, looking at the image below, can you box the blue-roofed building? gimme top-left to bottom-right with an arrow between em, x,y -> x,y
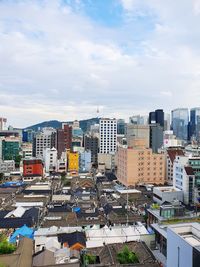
9,224 -> 35,243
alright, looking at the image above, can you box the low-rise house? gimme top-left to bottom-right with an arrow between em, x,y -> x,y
33,248 -> 80,267
57,231 -> 86,250
147,201 -> 198,226
153,186 -> 183,204
0,207 -> 39,229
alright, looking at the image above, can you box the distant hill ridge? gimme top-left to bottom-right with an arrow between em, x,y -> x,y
25,118 -> 99,133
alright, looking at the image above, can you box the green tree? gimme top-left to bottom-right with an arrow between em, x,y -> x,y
15,155 -> 22,168
61,171 -> 66,181
117,245 -> 139,264
0,238 -> 16,254
84,254 -> 97,264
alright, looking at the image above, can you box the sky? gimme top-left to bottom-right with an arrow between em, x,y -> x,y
1,0 -> 200,127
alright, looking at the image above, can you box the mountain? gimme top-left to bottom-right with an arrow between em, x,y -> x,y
25,118 -> 99,133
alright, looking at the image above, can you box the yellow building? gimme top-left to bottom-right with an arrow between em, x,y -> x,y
68,152 -> 79,174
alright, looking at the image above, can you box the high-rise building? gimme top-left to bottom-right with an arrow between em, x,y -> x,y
125,124 -> 150,148
33,128 -> 56,158
0,137 -> 20,161
189,107 -> 200,141
0,118 -> 7,131
164,113 -> 170,131
99,118 -> 117,154
129,115 -> 148,125
56,124 -> 72,158
117,119 -> 125,135
84,134 -> 99,165
44,147 -> 57,173
171,108 -> 189,141
149,124 -> 164,153
22,129 -> 34,143
149,112 -> 156,124
149,109 -> 164,127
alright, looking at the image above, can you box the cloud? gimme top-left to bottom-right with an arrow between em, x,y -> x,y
0,0 -> 200,127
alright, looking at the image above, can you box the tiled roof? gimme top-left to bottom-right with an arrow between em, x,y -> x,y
167,149 -> 185,163
184,166 -> 194,175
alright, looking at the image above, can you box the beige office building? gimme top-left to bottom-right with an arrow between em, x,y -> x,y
117,143 -> 165,186
125,124 -> 150,148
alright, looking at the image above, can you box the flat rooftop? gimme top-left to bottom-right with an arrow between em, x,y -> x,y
154,186 -> 182,193
169,223 -> 200,248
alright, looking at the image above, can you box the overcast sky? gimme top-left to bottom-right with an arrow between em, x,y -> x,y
1,0 -> 200,128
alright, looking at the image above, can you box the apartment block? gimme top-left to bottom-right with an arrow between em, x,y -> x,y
0,160 -> 15,173
33,128 -> 56,158
44,147 -> 57,173
166,148 -> 185,185
99,118 -> 117,154
117,144 -> 165,186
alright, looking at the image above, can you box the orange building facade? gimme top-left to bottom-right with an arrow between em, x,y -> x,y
23,159 -> 43,177
117,144 -> 166,186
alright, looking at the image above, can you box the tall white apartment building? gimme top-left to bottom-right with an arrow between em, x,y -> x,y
99,118 -> 117,154
44,147 -> 57,173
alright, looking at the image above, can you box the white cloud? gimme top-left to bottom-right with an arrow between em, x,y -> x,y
0,0 -> 200,127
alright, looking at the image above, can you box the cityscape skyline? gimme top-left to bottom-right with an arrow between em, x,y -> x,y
1,0 -> 200,127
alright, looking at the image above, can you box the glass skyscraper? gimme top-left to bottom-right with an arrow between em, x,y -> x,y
171,108 -> 189,141
189,107 -> 200,141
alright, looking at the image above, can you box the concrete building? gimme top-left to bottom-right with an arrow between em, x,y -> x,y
79,150 -> 91,172
0,137 -> 20,161
164,113 -> 170,131
166,149 -> 185,185
173,156 -> 195,205
153,186 -> 183,204
0,160 -> 15,173
33,128 -> 56,158
125,124 -> 149,148
90,124 -> 99,136
129,115 -> 148,125
163,130 -> 183,148
44,147 -> 57,173
167,223 -> 200,267
57,158 -> 67,173
99,118 -> 117,154
21,143 -> 33,158
98,153 -> 115,171
84,134 -> 99,166
68,152 -> 79,173
56,124 -> 72,158
117,142 -> 165,186
0,117 -> 7,131
23,158 -> 43,180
